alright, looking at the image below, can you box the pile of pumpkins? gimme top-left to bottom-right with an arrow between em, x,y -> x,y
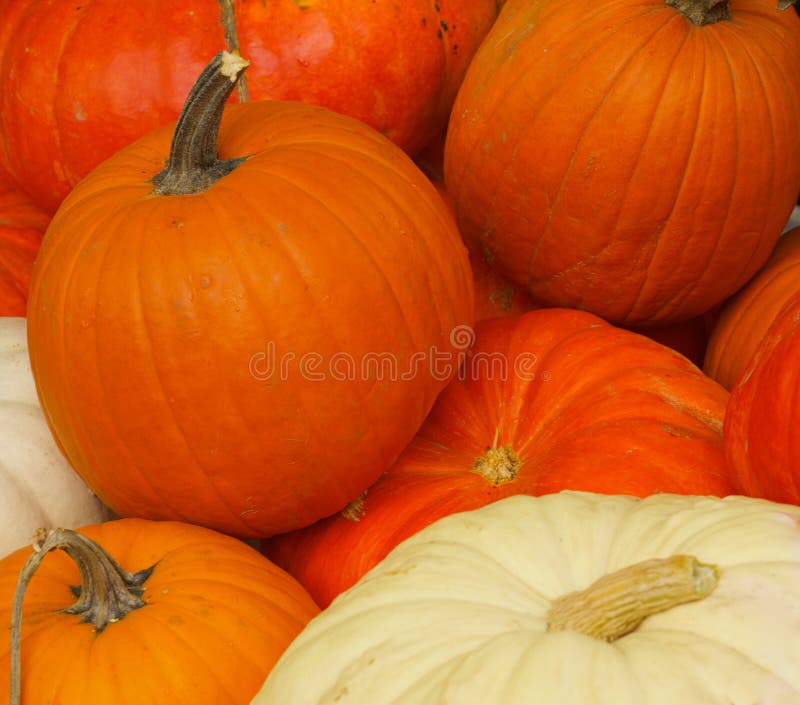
2,0 -> 800,703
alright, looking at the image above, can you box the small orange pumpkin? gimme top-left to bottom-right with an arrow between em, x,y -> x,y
0,518 -> 319,705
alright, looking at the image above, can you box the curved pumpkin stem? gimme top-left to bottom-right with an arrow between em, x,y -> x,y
546,554 -> 717,642
152,51 -> 249,196
10,528 -> 154,705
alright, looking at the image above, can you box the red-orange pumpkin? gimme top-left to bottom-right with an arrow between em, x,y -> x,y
26,53 -> 474,538
0,0 -> 499,211
264,308 -> 733,607
0,518 -> 319,704
628,316 -> 712,368
0,174 -> 50,316
704,227 -> 800,389
445,0 -> 800,325
724,290 -> 800,503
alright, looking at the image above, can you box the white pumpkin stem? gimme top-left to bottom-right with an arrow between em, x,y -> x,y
152,50 -> 249,196
546,555 -> 717,642
9,528 -> 154,705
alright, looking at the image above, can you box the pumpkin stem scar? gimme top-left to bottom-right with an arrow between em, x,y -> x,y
471,444 -> 521,485
218,0 -> 249,102
152,51 -> 249,196
665,0 -> 731,25
10,528 -> 155,705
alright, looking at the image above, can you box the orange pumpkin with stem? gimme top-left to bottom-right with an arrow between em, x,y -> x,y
445,0 -> 800,325
26,52 -> 474,538
265,308 -> 733,607
0,518 -> 319,705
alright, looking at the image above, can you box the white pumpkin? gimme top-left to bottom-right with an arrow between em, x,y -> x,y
0,317 -> 112,558
253,491 -> 800,705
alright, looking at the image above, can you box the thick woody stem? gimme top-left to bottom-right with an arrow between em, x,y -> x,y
152,51 -> 249,196
546,554 -> 717,642
10,528 -> 154,705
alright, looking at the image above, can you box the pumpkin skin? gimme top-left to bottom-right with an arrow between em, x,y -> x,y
704,227 -> 800,390
0,518 -> 320,704
0,175 -> 50,316
264,309 -> 732,607
0,0 -> 499,211
254,491 -> 800,705
0,317 -> 111,559
724,290 -> 800,503
444,0 -> 800,325
629,316 -> 711,368
26,59 -> 475,538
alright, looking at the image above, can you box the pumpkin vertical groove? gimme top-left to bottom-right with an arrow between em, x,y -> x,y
525,13 -> 691,289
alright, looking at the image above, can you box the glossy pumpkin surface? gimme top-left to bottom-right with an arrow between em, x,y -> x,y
26,58 -> 474,538
0,0 -> 499,211
445,0 -> 800,325
724,290 -> 800,503
0,175 -> 49,316
0,518 -> 320,704
265,309 -> 733,607
705,227 -> 800,389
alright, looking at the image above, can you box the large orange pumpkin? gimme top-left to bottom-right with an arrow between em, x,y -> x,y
0,174 -> 50,316
0,0 -> 499,212
724,290 -> 800,503
264,308 -> 733,607
445,0 -> 800,325
704,227 -> 800,389
26,52 -> 474,538
0,518 -> 319,704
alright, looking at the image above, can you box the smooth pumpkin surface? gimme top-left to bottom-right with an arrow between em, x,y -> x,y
445,0 -> 800,325
724,290 -> 800,503
0,175 -> 49,316
264,309 -> 733,607
26,55 -> 474,538
0,518 -> 320,704
255,491 -> 800,704
704,227 -> 800,390
0,317 -> 111,559
0,0 -> 499,211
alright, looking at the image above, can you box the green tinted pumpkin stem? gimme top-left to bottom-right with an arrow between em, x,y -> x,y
9,528 -> 154,705
152,51 -> 249,196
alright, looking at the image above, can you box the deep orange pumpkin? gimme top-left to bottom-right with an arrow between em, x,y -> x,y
0,518 -> 319,704
704,227 -> 800,390
445,0 -> 800,325
26,53 -> 475,538
724,290 -> 800,503
628,316 -> 711,368
0,0 -> 499,211
264,308 -> 733,607
0,174 -> 50,316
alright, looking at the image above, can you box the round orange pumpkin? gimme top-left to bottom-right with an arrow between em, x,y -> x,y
724,290 -> 800,503
0,518 -> 319,705
26,53 -> 474,538
0,175 -> 50,316
445,0 -> 800,325
704,227 -> 800,389
264,308 -> 733,607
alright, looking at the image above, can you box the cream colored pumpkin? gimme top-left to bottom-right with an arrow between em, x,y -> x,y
253,491 -> 800,705
0,318 -> 111,558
